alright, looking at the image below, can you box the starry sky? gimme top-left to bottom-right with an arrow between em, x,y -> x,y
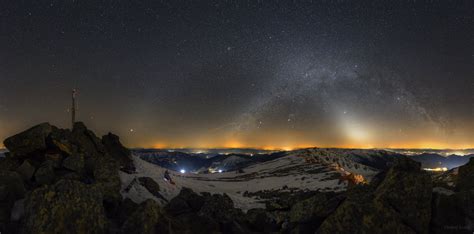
1,0 -> 473,149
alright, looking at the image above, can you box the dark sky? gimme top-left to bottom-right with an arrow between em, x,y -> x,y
1,0 -> 473,149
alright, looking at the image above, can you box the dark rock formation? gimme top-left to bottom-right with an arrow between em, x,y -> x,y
317,157 -> 433,234
0,122 -> 133,233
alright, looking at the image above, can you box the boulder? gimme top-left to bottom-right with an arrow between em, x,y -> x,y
3,123 -> 52,157
137,177 -> 163,200
121,199 -> 167,234
102,133 -> 135,173
22,180 -> 108,234
16,160 -> 36,181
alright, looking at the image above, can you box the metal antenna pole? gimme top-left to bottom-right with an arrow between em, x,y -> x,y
72,89 -> 76,128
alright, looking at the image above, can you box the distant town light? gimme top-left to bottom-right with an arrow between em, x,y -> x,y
218,169 -> 223,173
180,169 -> 186,174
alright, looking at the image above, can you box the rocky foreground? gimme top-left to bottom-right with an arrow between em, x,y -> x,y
0,123 -> 473,233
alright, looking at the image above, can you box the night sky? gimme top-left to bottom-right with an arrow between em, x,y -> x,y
1,0 -> 473,149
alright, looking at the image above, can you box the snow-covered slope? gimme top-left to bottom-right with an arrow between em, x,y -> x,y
120,149 -> 382,211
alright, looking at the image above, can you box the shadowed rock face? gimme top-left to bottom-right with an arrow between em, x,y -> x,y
317,157 -> 433,234
0,122 -> 134,233
457,158 -> 474,191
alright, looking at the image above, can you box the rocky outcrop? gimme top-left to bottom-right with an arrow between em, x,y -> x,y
0,122 -> 136,233
317,157 -> 433,234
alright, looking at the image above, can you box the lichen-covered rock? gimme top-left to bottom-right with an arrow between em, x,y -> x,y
34,161 -> 55,185
3,123 -> 52,157
16,160 -> 36,181
121,199 -> 166,234
317,157 -> 432,234
22,179 -> 107,234
457,158 -> 474,191
102,133 -> 135,173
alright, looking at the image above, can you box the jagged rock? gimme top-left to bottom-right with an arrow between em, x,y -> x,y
317,157 -> 432,234
16,160 -> 36,181
121,199 -> 167,234
137,177 -> 163,200
0,171 -> 25,232
62,153 -> 84,173
22,180 -> 107,234
456,158 -> 474,191
102,133 -> 135,173
34,161 -> 55,185
3,123 -> 52,157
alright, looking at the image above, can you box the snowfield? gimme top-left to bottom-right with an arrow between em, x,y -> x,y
120,149 -> 381,211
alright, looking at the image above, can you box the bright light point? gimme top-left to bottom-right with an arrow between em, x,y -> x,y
180,169 -> 186,174
218,169 -> 223,173
130,128 -> 134,132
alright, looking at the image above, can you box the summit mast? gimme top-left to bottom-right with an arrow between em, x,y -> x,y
72,89 -> 76,128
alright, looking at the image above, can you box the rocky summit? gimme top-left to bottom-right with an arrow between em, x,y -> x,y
0,123 -> 473,233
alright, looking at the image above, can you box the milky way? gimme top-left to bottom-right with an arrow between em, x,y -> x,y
0,1 -> 473,148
